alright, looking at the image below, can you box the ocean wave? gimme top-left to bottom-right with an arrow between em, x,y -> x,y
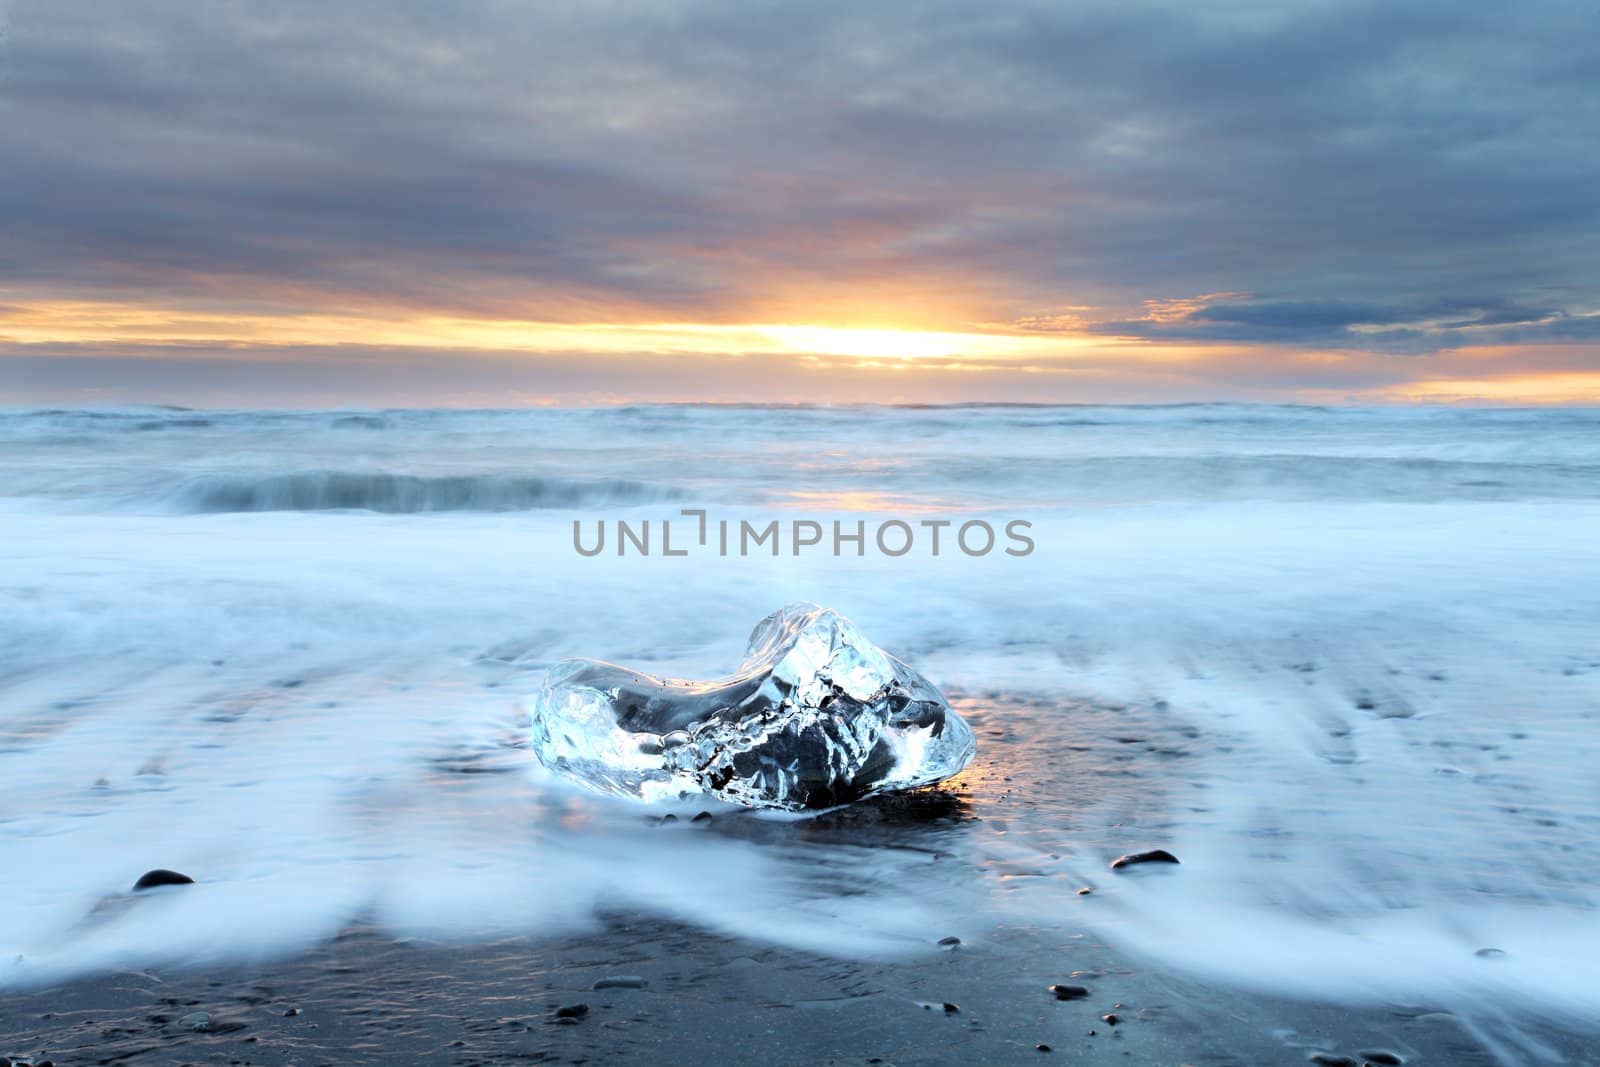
156,471 -> 683,513
133,417 -> 215,431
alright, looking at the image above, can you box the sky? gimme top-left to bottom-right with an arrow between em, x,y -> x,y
2,0 -> 1598,406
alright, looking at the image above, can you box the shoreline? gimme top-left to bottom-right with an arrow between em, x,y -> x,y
6,689 -> 1599,1064
5,918 -> 1593,1066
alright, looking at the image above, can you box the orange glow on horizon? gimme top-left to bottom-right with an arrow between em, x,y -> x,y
1384,372 -> 1600,404
0,298 -> 1129,365
5,298 -> 1598,406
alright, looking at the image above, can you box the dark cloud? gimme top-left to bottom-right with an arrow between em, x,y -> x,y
1,0 -> 1597,351
1088,295 -> 1580,349
0,342 -> 1427,406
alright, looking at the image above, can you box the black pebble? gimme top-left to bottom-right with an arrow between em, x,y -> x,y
1308,1056 -> 1359,1067
1077,887 -> 1092,895
1035,1043 -> 1052,1052
1049,984 -> 1090,1000
1101,1013 -> 1119,1026
659,814 -> 678,824
1358,1052 -> 1403,1065
937,936 -> 961,947
942,1002 -> 960,1014
1109,849 -> 1180,869
554,1004 -> 590,1019
133,869 -> 195,891
283,1007 -> 301,1017
691,811 -> 713,824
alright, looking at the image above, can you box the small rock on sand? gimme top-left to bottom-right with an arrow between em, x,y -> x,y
1308,1055 -> 1358,1067
1035,1043 -> 1052,1052
1109,849 -> 1179,869
554,1004 -> 589,1019
1049,984 -> 1090,1000
593,975 -> 647,990
937,936 -> 961,948
133,869 -> 195,891
1358,1051 -> 1403,1065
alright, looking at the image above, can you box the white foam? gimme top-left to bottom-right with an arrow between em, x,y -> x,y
2,406 -> 1598,1038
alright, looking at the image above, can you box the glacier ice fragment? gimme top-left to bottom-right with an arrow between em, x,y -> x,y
528,603 -> 976,810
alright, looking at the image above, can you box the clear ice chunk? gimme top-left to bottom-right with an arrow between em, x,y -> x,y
528,603 -> 976,811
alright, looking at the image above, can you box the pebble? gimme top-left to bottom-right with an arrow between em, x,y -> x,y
1035,1043 -> 1052,1052
283,1007 -> 301,1017
658,814 -> 678,824
942,1002 -> 960,1014
554,1004 -> 589,1019
1109,849 -> 1180,869
1049,984 -> 1090,1000
133,869 -> 195,891
177,1011 -> 213,1033
691,811 -> 714,824
937,936 -> 961,948
1101,1013 -> 1119,1026
593,975 -> 647,990
1358,1052 -> 1403,1065
1076,887 -> 1092,895
1308,1056 -> 1359,1067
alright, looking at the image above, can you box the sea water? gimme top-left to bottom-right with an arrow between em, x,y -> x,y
1,404 -> 1597,1040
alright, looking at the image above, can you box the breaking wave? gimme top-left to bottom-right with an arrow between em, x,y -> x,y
155,471 -> 682,514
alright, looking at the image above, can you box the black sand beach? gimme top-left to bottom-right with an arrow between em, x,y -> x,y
5,914 -> 1591,1066
6,695 -> 1596,1065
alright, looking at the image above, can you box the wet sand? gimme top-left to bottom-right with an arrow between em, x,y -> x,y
5,694 -> 1597,1065
5,914 -> 1591,1066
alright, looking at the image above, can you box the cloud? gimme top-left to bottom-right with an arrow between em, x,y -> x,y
1084,293 -> 1588,351
0,0 -> 1596,388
